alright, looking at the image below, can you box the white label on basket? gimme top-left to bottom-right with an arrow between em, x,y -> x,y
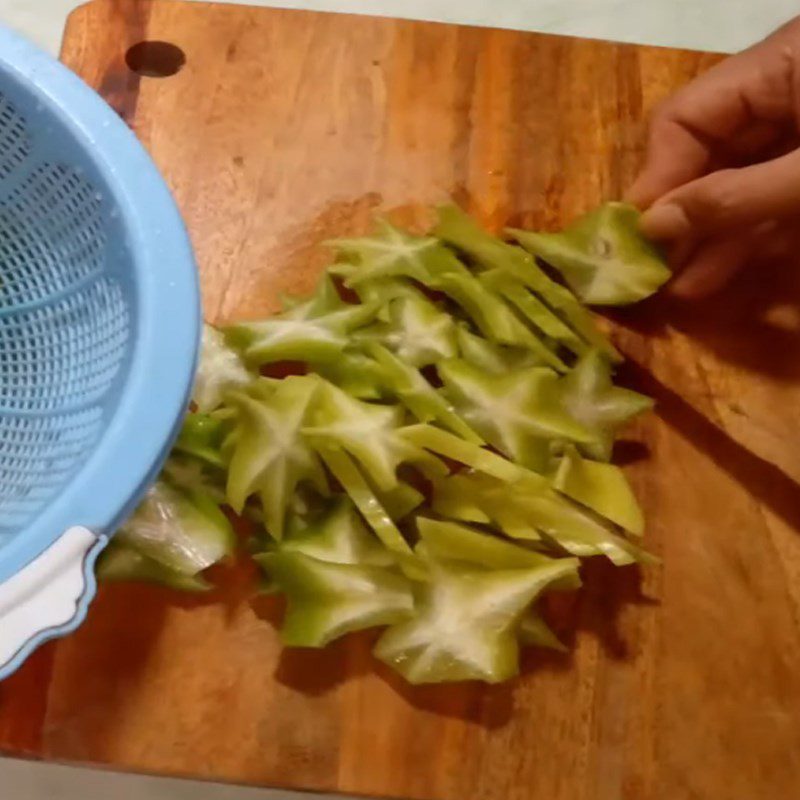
0,527 -> 97,670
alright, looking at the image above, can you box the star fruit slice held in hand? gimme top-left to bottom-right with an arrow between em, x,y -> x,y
509,202 -> 671,306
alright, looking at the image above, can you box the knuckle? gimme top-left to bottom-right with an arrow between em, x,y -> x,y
650,98 -> 677,126
690,171 -> 742,221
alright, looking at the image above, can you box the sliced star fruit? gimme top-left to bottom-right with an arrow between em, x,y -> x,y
193,324 -> 253,412
509,202 -> 671,306
434,204 -> 620,360
280,495 -> 395,567
367,343 -> 481,443
96,541 -> 213,593
430,471 -> 651,566
303,379 -> 446,493
317,447 -> 413,555
225,376 -> 327,539
111,202 -> 662,688
455,324 -> 543,376
557,348 -> 653,461
357,288 -> 458,367
518,612 -> 568,652
115,479 -> 235,578
439,359 -> 593,471
434,271 -> 568,372
328,218 -> 468,286
416,517 -> 581,592
552,445 -> 644,535
314,349 -> 389,400
225,277 -> 378,365
258,550 -> 414,648
173,412 -> 229,469
374,553 -> 578,684
479,268 -> 589,359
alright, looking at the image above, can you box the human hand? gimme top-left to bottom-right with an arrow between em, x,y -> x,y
627,18 -> 800,298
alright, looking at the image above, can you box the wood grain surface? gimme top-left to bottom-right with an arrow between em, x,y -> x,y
3,2 -> 800,798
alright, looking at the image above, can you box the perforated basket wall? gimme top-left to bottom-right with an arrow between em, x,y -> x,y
0,91 -> 132,543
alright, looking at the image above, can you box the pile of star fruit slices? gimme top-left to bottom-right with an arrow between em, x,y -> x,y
97,202 -> 670,685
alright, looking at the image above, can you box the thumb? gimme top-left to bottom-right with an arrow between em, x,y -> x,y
640,147 -> 800,241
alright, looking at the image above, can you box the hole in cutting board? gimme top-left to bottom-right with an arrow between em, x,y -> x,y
125,41 -> 186,78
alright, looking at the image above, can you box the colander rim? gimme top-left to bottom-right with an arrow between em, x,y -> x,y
0,26 -> 201,584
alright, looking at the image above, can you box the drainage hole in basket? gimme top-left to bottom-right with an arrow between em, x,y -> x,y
125,41 -> 186,78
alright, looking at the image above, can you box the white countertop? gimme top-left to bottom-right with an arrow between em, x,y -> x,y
1,0 -> 798,56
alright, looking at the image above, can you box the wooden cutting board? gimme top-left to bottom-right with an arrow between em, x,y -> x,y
3,2 -> 800,798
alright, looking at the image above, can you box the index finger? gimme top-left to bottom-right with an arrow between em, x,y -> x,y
626,21 -> 800,208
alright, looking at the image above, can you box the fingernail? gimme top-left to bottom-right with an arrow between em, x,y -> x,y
640,203 -> 691,240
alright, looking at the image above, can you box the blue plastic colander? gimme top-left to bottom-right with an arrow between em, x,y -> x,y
0,28 -> 200,679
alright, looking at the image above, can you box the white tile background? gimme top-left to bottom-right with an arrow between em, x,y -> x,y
1,0 -> 799,56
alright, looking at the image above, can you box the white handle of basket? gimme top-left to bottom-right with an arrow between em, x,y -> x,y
0,527 -> 105,679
